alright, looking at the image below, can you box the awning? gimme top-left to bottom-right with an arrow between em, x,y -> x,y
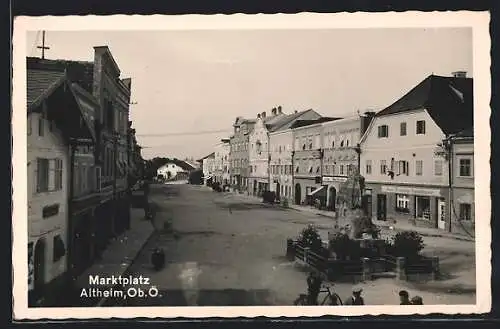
308,185 -> 326,196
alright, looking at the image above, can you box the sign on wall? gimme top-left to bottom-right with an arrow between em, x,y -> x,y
322,176 -> 348,184
381,185 -> 441,197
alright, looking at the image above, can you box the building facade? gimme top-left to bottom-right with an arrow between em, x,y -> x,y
449,128 -> 475,236
199,152 -> 215,185
291,121 -> 325,206
359,73 -> 473,231
157,162 -> 188,180
214,139 -> 231,185
269,129 -> 294,201
321,113 -> 374,211
27,64 -> 95,306
229,117 -> 255,192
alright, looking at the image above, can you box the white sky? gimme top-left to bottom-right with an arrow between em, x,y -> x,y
26,28 -> 472,160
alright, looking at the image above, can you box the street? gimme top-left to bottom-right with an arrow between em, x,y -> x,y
104,183 -> 476,306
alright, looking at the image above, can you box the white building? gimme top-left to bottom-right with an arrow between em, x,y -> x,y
214,139 -> 231,185
269,128 -> 294,201
27,67 -> 94,303
199,152 -> 215,185
359,72 -> 473,232
157,162 -> 187,180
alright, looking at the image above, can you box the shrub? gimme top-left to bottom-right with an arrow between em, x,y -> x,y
391,231 -> 425,259
298,224 -> 323,253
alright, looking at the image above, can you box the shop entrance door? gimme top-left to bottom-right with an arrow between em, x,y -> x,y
438,198 -> 446,230
377,194 -> 387,221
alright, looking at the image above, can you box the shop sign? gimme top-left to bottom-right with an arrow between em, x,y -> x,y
322,176 -> 348,184
381,185 -> 441,197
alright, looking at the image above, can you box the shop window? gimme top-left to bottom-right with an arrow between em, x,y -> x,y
459,203 -> 472,221
365,160 -> 372,175
396,194 -> 410,213
415,196 -> 431,220
459,158 -> 472,177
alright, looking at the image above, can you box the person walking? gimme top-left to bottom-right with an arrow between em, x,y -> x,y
344,286 -> 365,305
399,290 -> 412,305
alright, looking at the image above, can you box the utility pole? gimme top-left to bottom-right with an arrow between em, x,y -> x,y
37,31 -> 50,59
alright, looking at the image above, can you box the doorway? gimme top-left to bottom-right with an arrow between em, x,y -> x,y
294,183 -> 302,205
438,198 -> 446,230
377,194 -> 387,221
33,238 -> 46,298
328,187 -> 336,211
276,182 -> 281,200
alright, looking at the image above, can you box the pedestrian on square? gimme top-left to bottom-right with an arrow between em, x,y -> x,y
344,286 -> 365,305
411,296 -> 424,305
399,290 -> 412,305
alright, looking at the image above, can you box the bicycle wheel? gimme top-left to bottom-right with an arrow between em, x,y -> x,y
293,295 -> 308,306
330,293 -> 343,306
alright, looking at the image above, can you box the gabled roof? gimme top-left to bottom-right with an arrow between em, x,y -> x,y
375,74 -> 473,135
268,109 -> 321,132
27,69 -> 67,111
289,117 -> 342,129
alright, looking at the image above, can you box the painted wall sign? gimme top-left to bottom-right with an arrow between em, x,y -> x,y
381,185 -> 442,197
322,176 -> 348,184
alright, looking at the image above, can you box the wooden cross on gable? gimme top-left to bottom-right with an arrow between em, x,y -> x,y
37,31 -> 50,59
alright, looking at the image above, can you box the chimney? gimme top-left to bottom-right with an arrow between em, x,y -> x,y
278,106 -> 282,114
261,111 -> 266,118
452,71 -> 467,78
272,108 -> 277,116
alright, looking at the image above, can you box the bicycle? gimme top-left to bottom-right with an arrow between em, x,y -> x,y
293,283 -> 343,306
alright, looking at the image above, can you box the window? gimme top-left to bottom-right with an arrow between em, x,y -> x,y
52,234 -> 66,262
340,140 -> 344,148
309,166 -> 313,174
347,164 -> 354,174
316,166 -> 320,174
416,120 -> 426,134
38,114 -> 44,136
340,165 -> 345,175
28,116 -> 32,135
459,158 -> 472,177
302,143 -> 306,150
459,203 -> 472,221
331,165 -> 335,175
36,158 -> 49,192
365,160 -> 372,174
396,160 -> 409,176
309,142 -> 313,150
54,159 -> 63,190
296,166 -> 299,173
380,160 -> 387,174
434,160 -> 443,176
396,194 -> 410,212
346,139 -> 350,147
416,160 -> 423,176
400,122 -> 407,136
332,140 -> 335,148
416,196 -> 431,220
377,125 -> 388,138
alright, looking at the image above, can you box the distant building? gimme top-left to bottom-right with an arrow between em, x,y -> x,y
198,152 -> 216,185
214,139 -> 231,185
359,73 -> 473,233
249,107 -> 321,197
229,116 -> 256,192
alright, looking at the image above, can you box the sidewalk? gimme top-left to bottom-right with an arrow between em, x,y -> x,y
73,207 -> 156,306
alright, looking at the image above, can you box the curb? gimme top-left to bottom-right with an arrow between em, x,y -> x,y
95,220 -> 157,307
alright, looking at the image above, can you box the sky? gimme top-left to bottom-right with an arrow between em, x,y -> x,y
26,28 -> 472,160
